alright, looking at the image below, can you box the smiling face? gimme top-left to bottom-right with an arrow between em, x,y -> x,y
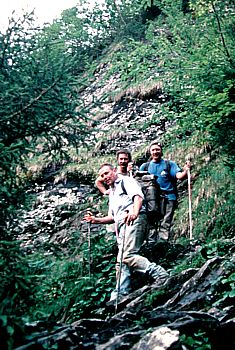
98,165 -> 117,186
117,153 -> 130,173
149,144 -> 162,162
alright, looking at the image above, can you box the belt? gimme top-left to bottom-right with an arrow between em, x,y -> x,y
161,190 -> 175,196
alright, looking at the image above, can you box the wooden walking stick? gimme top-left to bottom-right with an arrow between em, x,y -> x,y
187,167 -> 193,241
115,222 -> 126,314
87,222 -> 92,278
85,209 -> 93,278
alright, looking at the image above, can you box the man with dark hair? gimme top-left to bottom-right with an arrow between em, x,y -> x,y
95,149 -> 133,195
84,163 -> 169,303
140,141 -> 191,242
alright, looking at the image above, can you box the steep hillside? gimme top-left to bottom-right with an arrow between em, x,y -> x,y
1,1 -> 234,349
7,54 -> 234,350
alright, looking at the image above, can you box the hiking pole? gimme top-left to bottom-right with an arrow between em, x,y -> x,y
187,167 -> 193,241
85,209 -> 93,278
87,221 -> 92,278
115,223 -> 126,314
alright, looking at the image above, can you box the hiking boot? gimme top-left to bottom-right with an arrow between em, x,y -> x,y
147,263 -> 169,286
152,276 -> 168,288
106,293 -> 128,307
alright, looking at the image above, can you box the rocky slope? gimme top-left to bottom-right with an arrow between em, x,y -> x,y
13,59 -> 235,350
80,61 -> 172,156
15,240 -> 235,349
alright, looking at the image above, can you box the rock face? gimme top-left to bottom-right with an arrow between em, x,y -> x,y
13,179 -> 92,252
14,244 -> 235,349
81,62 -> 172,156
131,327 -> 180,350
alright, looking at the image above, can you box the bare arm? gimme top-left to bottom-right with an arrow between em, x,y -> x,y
95,177 -> 110,195
95,176 -> 110,195
133,195 -> 143,216
124,195 -> 143,225
176,161 -> 191,180
84,213 -> 114,225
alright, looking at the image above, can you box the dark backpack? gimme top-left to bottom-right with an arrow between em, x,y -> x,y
134,160 -> 174,217
121,173 -> 161,217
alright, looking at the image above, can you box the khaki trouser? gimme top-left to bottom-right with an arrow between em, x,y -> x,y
117,214 -> 150,273
110,214 -> 149,300
109,214 -> 169,301
158,199 -> 177,241
146,198 -> 177,243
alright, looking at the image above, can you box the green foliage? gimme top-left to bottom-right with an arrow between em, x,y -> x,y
0,11 -> 94,231
174,151 -> 234,241
0,314 -> 28,350
107,39 -> 159,84
144,288 -> 166,307
23,225 -> 116,323
94,1 -> 235,167
209,258 -> 235,308
180,330 -> 212,349
144,0 -> 235,163
0,1 -> 235,348
216,272 -> 235,303
0,240 -> 38,349
0,13 -> 89,154
0,240 -> 37,315
172,249 -> 206,275
103,0 -> 146,40
31,257 -> 92,320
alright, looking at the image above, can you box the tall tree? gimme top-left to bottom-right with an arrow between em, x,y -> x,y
0,11 -> 93,234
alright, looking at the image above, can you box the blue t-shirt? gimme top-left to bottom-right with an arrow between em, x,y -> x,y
139,159 -> 181,200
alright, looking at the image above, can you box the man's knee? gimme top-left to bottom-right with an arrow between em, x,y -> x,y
123,254 -> 136,267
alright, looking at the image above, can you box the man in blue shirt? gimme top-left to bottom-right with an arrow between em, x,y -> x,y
139,141 -> 191,242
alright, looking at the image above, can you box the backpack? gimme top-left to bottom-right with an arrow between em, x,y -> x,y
143,159 -> 178,199
121,172 -> 161,217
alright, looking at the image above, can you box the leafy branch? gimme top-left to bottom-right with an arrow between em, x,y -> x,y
211,1 -> 234,66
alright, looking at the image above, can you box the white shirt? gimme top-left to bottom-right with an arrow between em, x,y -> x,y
108,176 -> 144,222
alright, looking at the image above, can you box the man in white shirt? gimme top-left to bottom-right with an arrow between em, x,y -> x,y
84,163 -> 169,302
